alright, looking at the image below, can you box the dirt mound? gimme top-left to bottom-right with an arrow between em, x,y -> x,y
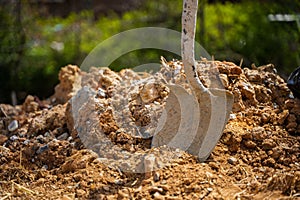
0,61 -> 299,199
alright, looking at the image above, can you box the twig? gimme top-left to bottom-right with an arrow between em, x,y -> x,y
293,193 -> 300,197
19,149 -> 22,169
0,193 -> 12,200
0,105 -> 8,118
233,189 -> 247,199
12,181 -> 35,195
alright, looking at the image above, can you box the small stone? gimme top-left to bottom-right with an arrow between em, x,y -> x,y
153,172 -> 160,182
230,66 -> 243,75
97,88 -> 106,98
140,82 -> 160,103
76,189 -> 86,197
158,185 -> 169,192
270,147 -> 281,159
8,120 -> 18,132
277,110 -> 289,125
118,189 -> 129,198
219,74 -> 229,88
23,139 -> 30,145
44,132 -> 51,137
114,179 -> 123,185
36,135 -> 45,143
18,133 -> 25,138
10,135 -> 19,141
261,113 -> 270,123
229,113 -> 236,120
36,144 -> 49,154
57,132 -> 69,140
42,165 -> 48,170
263,157 -> 276,166
153,192 -> 164,200
242,131 -> 252,140
262,139 -> 276,150
67,136 -> 72,142
149,186 -> 164,194
103,186 -> 110,191
244,140 -> 256,149
252,126 -> 266,140
73,174 -> 82,182
228,157 -> 238,165
208,162 -> 219,170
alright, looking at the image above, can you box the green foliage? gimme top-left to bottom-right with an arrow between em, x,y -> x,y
0,0 -> 299,103
203,1 -> 300,75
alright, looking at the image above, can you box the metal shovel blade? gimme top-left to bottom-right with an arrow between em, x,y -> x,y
152,84 -> 233,161
152,84 -> 200,151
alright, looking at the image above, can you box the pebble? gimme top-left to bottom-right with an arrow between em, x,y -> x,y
262,139 -> 276,150
10,135 -> 19,141
277,110 -> 289,125
118,189 -> 129,198
76,189 -> 86,197
44,132 -> 51,137
97,88 -> 106,98
42,165 -> 48,170
36,144 -> 49,154
251,126 -> 266,140
103,186 -> 110,191
36,135 -> 45,143
228,157 -> 238,165
153,171 -> 160,182
8,120 -> 18,132
57,132 -> 69,140
114,179 -> 123,185
244,140 -> 256,149
23,139 -> 30,145
153,192 -> 164,200
149,186 -> 164,194
140,82 -> 160,103
229,113 -> 236,120
18,133 -> 25,138
73,174 -> 82,182
208,162 -> 219,170
261,113 -> 270,123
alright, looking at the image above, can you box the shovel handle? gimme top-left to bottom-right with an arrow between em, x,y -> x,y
182,0 -> 207,94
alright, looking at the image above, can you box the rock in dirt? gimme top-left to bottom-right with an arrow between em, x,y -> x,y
228,157 -> 238,165
53,65 -> 82,104
8,120 -> 18,132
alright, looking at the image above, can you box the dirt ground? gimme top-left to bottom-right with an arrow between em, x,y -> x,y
0,60 -> 299,200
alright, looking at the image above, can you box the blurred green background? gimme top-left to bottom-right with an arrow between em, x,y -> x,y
0,0 -> 299,104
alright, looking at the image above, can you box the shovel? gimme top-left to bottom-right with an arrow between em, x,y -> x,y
152,0 -> 234,161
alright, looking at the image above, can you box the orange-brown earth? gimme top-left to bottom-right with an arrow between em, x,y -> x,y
0,61 -> 299,200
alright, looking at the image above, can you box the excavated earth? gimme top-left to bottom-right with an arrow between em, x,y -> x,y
0,60 -> 299,200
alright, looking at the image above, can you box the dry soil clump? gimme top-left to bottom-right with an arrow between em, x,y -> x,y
0,60 -> 299,200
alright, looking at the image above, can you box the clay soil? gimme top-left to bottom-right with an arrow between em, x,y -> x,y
0,60 -> 299,200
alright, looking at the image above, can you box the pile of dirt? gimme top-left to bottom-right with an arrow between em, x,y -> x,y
0,61 -> 299,200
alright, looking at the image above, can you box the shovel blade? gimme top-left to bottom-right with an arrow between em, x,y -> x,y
152,85 -> 233,161
191,89 -> 234,161
152,84 -> 200,151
